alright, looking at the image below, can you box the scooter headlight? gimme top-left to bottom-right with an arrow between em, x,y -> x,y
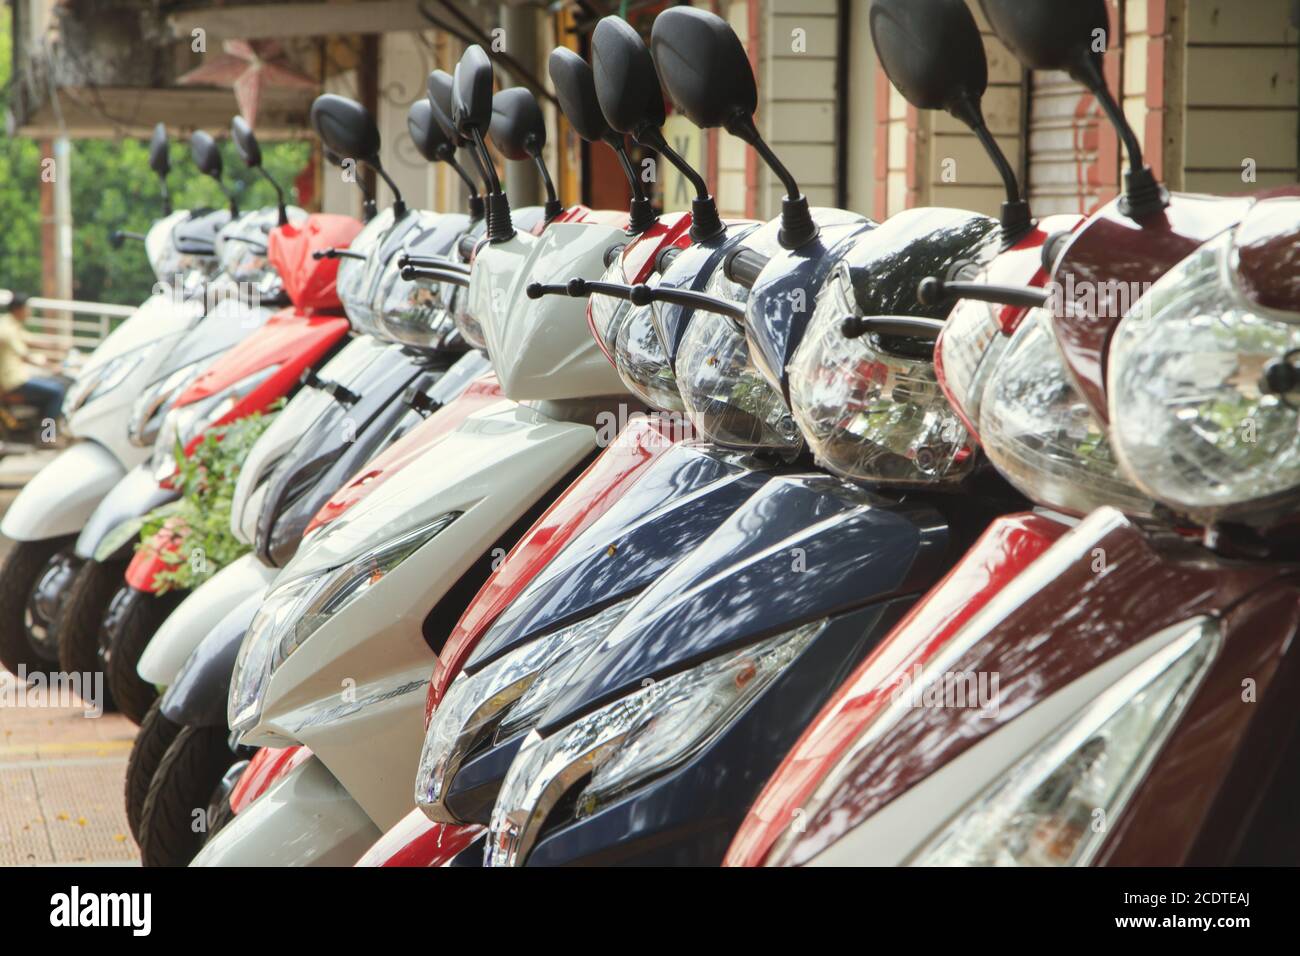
414,597 -> 633,823
978,309 -> 1155,517
590,256 -> 632,357
612,302 -> 685,413
338,207 -> 396,333
228,513 -> 459,738
378,256 -> 458,350
149,366 -> 280,482
1108,228 -> 1300,526
789,263 -> 975,485
63,345 -> 152,417
127,361 -> 204,447
486,620 -> 824,866
676,269 -> 802,454
909,617 -> 1218,867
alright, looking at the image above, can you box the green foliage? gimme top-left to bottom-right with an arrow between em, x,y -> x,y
135,406 -> 279,593
0,11 -> 312,305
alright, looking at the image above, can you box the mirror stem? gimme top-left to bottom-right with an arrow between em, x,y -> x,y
157,175 -> 172,216
611,142 -> 657,235
1075,58 -> 1169,221
446,156 -> 485,220
469,129 -> 513,242
469,129 -> 503,194
950,95 -> 1033,248
636,127 -> 723,242
728,117 -> 817,249
369,162 -> 407,219
257,167 -> 289,226
532,155 -> 564,221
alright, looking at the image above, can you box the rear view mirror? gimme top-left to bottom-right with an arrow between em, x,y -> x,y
231,116 -> 263,168
310,94 -> 381,163
148,122 -> 172,214
592,16 -> 721,241
190,130 -> 223,179
148,123 -> 171,177
490,87 -> 561,220
451,46 -> 512,241
311,93 -> 405,218
650,7 -> 813,247
427,71 -> 465,145
408,99 -> 484,220
452,45 -> 495,140
979,0 -> 1166,219
233,115 -> 289,225
591,16 -> 665,139
549,47 -> 655,233
871,0 -> 1030,244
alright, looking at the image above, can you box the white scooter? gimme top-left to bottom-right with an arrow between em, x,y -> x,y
0,124 -> 252,679
193,55 -> 636,865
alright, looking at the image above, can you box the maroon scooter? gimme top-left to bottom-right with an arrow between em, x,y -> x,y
728,0 -> 1300,868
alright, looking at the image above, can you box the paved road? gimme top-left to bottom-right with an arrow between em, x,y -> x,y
0,468 -> 142,866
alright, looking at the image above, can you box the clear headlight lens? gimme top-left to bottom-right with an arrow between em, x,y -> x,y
676,311 -> 802,454
63,346 -> 151,416
228,513 -> 459,736
590,256 -> 632,356
910,617 -> 1219,866
789,265 -> 975,485
127,361 -> 204,447
148,366 -> 280,481
979,309 -> 1155,517
934,296 -> 1010,435
145,210 -> 192,283
486,619 -> 825,866
613,302 -> 685,412
378,256 -> 457,350
414,598 -> 634,823
1108,228 -> 1300,525
338,207 -> 396,335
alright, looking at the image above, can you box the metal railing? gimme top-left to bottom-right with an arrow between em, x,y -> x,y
12,295 -> 136,373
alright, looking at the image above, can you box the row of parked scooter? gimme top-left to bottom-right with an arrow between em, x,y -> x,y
4,0 -> 1298,867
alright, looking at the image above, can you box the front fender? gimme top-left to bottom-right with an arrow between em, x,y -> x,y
136,553 -> 280,685
1,441 -> 126,541
75,463 -> 177,560
160,587 -> 266,726
190,754 -> 380,867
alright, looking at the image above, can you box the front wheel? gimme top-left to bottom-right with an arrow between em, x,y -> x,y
102,586 -> 185,725
56,556 -> 129,689
0,536 -> 78,678
124,698 -> 181,842
139,725 -> 241,867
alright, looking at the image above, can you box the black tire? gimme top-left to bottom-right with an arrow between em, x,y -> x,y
102,586 -> 185,725
56,557 -> 129,688
0,536 -> 76,678
124,698 -> 181,843
139,725 -> 237,867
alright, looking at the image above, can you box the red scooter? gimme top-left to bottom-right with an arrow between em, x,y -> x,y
100,211 -> 362,723
729,0 -> 1300,868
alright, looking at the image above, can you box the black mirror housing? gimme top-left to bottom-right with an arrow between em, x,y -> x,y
649,6 -> 757,130
231,115 -> 263,168
591,16 -> 665,137
549,48 -> 613,144
869,0 -> 988,123
407,99 -> 454,162
310,94 -> 382,162
189,130 -> 223,179
148,122 -> 171,177
488,87 -> 546,161
452,45 -> 495,138
427,70 -> 466,145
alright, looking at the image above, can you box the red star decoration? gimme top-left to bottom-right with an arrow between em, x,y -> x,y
179,39 -> 316,127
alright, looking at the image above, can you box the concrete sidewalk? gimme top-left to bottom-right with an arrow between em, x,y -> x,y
0,475 -> 142,866
0,691 -> 140,865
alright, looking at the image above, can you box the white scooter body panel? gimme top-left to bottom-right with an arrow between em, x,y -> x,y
190,754 -> 380,867
65,292 -> 204,466
244,398 -> 597,829
230,334 -> 386,545
473,222 -> 629,401
137,553 -> 282,686
0,441 -> 127,541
